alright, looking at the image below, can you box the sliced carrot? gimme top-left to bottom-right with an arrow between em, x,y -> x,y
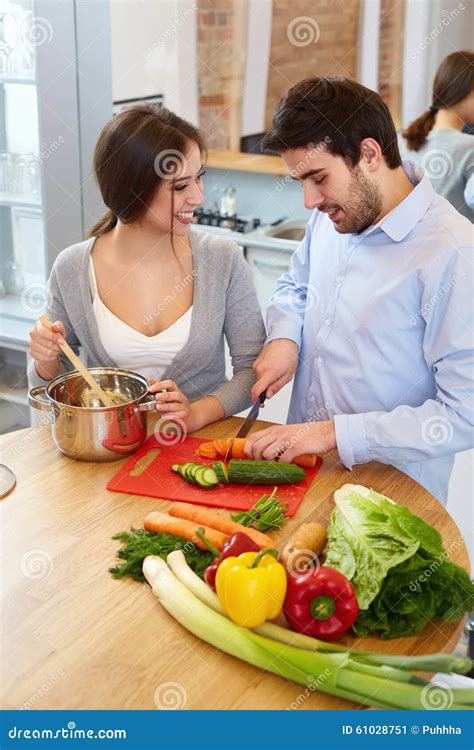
293,454 -> 318,468
168,502 -> 274,548
195,442 -> 218,459
214,439 -> 229,456
230,438 -> 247,460
144,511 -> 227,550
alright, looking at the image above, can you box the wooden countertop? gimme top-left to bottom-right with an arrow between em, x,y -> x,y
0,416 -> 469,710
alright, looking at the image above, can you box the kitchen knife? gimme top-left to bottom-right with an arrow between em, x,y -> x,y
224,391 -> 266,462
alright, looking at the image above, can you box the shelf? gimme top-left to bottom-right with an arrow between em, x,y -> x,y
0,295 -> 36,350
0,385 -> 28,406
0,192 -> 41,208
206,149 -> 288,176
0,75 -> 35,86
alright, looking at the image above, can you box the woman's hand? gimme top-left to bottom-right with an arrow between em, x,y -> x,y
29,319 -> 66,363
147,379 -> 203,433
148,380 -> 224,435
29,319 -> 66,380
148,379 -> 190,421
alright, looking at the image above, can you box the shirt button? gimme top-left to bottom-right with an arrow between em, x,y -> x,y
335,275 -> 343,284
324,318 -> 330,326
309,395 -> 315,402
316,356 -> 322,364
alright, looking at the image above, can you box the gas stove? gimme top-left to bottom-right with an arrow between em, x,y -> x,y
191,208 -> 260,233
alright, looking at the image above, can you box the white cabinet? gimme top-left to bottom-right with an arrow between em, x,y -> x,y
246,245 -> 292,313
243,245 -> 294,424
0,0 -> 112,434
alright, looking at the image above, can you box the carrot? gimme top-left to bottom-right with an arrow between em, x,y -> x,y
195,441 -> 218,459
196,438 -> 317,467
214,438 -> 228,455
293,454 -> 317,468
144,511 -> 228,551
230,438 -> 247,460
168,502 -> 274,548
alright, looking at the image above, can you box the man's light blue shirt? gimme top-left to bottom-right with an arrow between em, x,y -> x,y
266,161 -> 473,505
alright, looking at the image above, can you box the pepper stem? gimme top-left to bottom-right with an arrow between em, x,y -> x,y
250,547 -> 279,568
194,527 -> 221,558
310,595 -> 336,621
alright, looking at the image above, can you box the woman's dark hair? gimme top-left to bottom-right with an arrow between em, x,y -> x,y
402,51 -> 474,151
89,105 -> 206,237
261,76 -> 402,169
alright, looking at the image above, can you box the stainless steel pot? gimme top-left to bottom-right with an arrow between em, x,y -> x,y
28,367 -> 157,462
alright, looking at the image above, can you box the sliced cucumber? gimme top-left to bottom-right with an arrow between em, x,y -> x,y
194,466 -> 219,488
172,462 -> 218,489
178,462 -> 196,483
187,464 -> 202,481
212,461 -> 229,484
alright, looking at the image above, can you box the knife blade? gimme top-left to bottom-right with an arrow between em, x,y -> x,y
224,391 -> 266,462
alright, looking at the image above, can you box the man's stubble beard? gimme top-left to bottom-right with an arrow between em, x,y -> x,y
334,166 -> 383,234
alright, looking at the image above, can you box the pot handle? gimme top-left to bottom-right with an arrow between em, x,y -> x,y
136,394 -> 158,413
28,386 -> 52,412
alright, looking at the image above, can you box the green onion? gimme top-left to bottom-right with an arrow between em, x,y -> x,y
144,553 -> 474,710
231,487 -> 288,531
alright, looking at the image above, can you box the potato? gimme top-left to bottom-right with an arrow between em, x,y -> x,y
280,522 -> 327,574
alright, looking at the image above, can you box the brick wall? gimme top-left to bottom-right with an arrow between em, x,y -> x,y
264,0 -> 361,130
197,0 -> 245,149
198,1 -> 406,147
378,0 -> 405,129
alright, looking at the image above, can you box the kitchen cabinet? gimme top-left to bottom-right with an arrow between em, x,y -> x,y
0,0 -> 112,434
246,245 -> 293,312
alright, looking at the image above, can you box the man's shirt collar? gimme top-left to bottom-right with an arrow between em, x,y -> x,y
354,160 -> 436,242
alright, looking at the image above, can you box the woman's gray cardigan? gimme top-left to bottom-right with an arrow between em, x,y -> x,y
27,228 -> 267,417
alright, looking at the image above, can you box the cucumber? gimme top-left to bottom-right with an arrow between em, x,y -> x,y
178,462 -> 196,483
195,466 -> 218,488
212,461 -> 229,484
172,462 -> 218,489
227,459 -> 305,485
187,464 -> 202,481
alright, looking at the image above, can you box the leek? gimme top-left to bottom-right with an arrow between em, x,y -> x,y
144,554 -> 474,710
166,550 -> 472,675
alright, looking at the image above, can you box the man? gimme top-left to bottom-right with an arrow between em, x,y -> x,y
245,77 -> 473,505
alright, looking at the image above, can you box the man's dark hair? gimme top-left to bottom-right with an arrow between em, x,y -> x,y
262,77 -> 402,169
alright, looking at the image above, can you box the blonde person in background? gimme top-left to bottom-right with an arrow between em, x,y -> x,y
400,50 -> 474,221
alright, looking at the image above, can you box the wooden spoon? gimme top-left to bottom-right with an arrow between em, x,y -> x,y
39,314 -> 115,408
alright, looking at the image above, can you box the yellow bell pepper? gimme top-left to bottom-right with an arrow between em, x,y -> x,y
215,548 -> 287,628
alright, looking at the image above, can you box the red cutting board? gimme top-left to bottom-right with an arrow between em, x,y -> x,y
107,434 -> 323,515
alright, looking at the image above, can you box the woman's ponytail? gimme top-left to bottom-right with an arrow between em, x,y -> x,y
401,107 -> 437,151
87,209 -> 118,238
401,51 -> 474,152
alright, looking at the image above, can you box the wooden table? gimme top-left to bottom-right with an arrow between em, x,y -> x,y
0,416 -> 469,710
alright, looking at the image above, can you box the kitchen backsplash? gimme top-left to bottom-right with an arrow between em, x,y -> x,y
202,167 -> 311,226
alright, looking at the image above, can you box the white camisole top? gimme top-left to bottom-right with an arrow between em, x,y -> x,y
88,257 -> 192,381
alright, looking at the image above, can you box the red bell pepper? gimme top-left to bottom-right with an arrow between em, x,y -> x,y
283,566 -> 359,641
195,528 -> 261,590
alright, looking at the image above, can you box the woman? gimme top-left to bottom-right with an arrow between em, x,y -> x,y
28,105 -> 266,433
400,50 -> 474,221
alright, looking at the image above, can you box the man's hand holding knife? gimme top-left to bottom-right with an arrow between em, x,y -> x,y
246,338 -> 336,461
